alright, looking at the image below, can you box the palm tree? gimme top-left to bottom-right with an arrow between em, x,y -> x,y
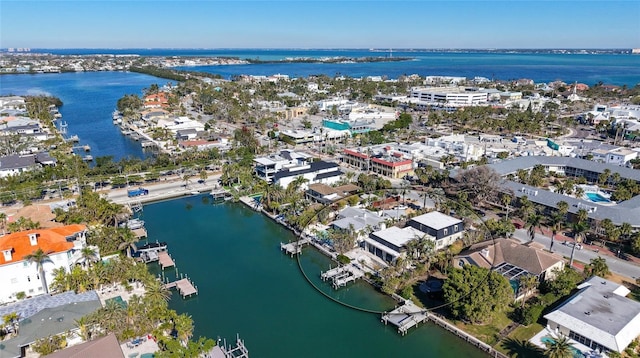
544,334 -> 575,358
501,193 -> 512,219
117,229 -> 139,258
24,248 -> 53,294
76,247 -> 98,267
527,214 -> 543,242
549,213 -> 564,252
2,312 -> 20,336
518,275 -> 539,307
618,222 -> 633,256
585,257 -> 610,277
182,173 -> 193,189
144,280 -> 171,306
569,221 -> 588,268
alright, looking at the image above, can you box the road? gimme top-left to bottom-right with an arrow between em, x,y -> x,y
511,229 -> 640,280
105,174 -> 222,205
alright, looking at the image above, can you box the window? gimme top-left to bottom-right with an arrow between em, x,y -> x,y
27,276 -> 30,282
454,225 -> 459,232
443,228 -> 448,236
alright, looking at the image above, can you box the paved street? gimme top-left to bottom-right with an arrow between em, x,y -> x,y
105,174 -> 222,205
511,229 -> 640,280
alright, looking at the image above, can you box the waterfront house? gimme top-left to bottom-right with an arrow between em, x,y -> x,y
273,160 -> 343,189
305,183 -> 361,205
366,226 -> 428,263
454,238 -> 564,299
0,225 -> 89,304
0,153 -> 57,178
406,211 -> 464,249
253,150 -> 312,183
541,276 -> 640,354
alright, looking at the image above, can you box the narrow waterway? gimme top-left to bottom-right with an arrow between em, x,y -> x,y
142,195 -> 485,358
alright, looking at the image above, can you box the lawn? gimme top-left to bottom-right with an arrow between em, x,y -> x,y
508,323 -> 544,341
453,312 -> 513,346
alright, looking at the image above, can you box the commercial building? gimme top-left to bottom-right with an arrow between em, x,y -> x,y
343,148 -> 414,179
409,87 -> 489,106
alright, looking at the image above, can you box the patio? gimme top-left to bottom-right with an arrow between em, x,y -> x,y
120,335 -> 159,358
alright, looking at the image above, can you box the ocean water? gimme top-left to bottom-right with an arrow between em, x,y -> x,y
0,72 -> 165,161
31,48 -> 640,86
142,196 -> 485,358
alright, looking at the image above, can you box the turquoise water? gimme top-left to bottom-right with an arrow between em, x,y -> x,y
540,336 -> 583,358
106,295 -> 127,308
142,195 -> 485,357
585,192 -> 610,203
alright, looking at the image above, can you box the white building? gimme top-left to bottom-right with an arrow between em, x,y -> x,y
543,276 -> 640,354
316,98 -> 350,112
410,87 -> 488,106
273,160 -> 343,189
590,147 -> 638,166
254,150 -> 312,183
0,225 -> 90,304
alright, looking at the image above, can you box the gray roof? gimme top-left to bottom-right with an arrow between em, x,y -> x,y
273,161 -> 340,182
0,299 -> 102,358
488,156 -> 640,182
410,211 -> 462,230
0,291 -> 99,321
0,154 -> 36,171
544,276 -> 640,352
503,181 -> 640,227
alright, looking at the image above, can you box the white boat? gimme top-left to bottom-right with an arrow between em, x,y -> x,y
82,155 -> 93,161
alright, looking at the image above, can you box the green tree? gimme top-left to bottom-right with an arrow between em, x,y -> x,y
543,334 -> 575,358
584,257 -> 610,277
442,265 -> 513,323
24,248 -> 52,294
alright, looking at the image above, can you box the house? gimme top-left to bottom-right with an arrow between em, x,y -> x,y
454,238 -> 564,297
366,226 -> 427,263
273,160 -> 343,189
305,183 -> 360,204
0,155 -> 37,178
0,299 -> 102,358
406,211 -> 464,249
254,150 -> 312,183
43,333 -> 124,358
543,276 -> 640,354
0,225 -> 89,303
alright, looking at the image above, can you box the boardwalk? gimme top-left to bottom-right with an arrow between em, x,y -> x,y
165,278 -> 198,298
158,251 -> 175,269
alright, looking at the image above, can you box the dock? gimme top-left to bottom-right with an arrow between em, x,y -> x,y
164,278 -> 198,298
158,251 -> 175,269
210,188 -> 231,201
280,238 -> 310,257
381,300 -> 429,336
321,264 -> 365,289
132,227 -> 147,238
210,335 -> 249,358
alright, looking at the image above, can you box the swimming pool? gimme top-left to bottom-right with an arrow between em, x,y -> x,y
105,295 -> 127,308
541,336 -> 583,358
585,192 -> 610,203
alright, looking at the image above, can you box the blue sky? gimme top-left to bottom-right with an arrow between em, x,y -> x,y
1,1 -> 639,49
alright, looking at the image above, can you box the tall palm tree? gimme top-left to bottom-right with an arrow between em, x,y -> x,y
76,247 -> 98,267
518,275 -> 538,308
24,248 -> 53,294
501,193 -> 512,220
585,257 -> 610,278
117,229 -> 139,258
527,214 -> 543,242
569,221 -> 588,268
544,334 -> 575,358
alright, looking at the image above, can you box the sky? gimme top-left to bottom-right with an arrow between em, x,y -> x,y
1,1 -> 639,49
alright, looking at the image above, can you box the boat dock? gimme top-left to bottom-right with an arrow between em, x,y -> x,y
280,238 -> 310,257
158,251 -> 175,269
210,335 -> 249,358
381,300 -> 429,336
321,264 -> 365,289
164,278 -> 198,298
211,188 -> 231,201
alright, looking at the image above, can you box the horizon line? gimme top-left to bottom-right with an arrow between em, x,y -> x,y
2,47 -> 637,51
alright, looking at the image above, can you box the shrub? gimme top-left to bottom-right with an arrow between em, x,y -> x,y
520,304 -> 545,325
400,285 -> 413,299
337,254 -> 351,265
15,292 -> 26,300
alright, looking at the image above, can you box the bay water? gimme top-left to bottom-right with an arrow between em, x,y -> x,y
142,196 -> 485,358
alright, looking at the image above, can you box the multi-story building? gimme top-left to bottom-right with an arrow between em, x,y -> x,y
409,87 -> 489,106
0,225 -> 90,303
342,148 -> 414,179
254,150 -> 311,183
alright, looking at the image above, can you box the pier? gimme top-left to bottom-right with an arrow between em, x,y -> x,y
210,335 -> 249,358
158,251 -> 175,269
280,238 -> 310,257
381,300 -> 429,336
321,264 -> 365,289
164,278 -> 198,298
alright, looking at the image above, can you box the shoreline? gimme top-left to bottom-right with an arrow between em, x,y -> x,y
233,195 -> 508,358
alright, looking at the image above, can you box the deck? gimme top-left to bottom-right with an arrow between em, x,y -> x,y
321,264 -> 365,289
381,300 -> 428,336
158,251 -> 175,269
280,238 -> 310,256
164,278 -> 198,298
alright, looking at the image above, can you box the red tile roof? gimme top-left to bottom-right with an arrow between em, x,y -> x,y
0,224 -> 86,265
344,149 -> 369,159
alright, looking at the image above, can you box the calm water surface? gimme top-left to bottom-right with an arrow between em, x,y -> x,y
0,72 -> 167,161
142,196 -> 485,358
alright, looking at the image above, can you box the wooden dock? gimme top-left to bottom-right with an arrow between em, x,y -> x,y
280,238 -> 310,257
132,227 -> 147,238
164,278 -> 198,298
321,264 -> 365,289
158,251 -> 175,269
381,300 -> 428,336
